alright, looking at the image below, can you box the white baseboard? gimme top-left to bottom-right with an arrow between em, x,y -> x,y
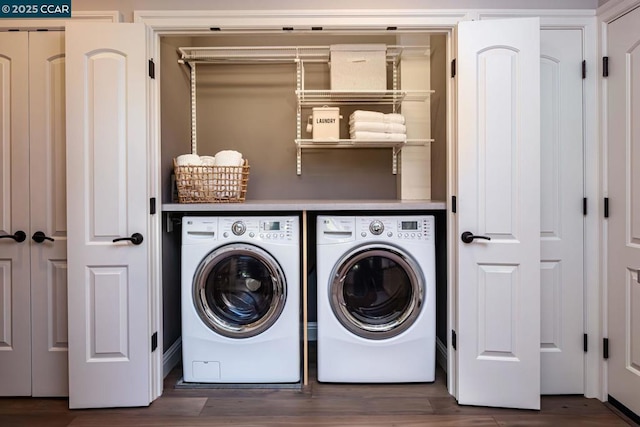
163,337 -> 182,379
436,337 -> 448,373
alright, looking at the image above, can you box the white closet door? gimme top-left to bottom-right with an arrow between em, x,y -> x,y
607,5 -> 640,417
66,22 -> 150,409
29,30 -> 69,397
456,18 -> 541,410
539,29 -> 585,395
0,32 -> 32,397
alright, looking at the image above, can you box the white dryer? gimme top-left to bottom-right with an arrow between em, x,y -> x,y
181,216 -> 300,383
316,215 -> 436,383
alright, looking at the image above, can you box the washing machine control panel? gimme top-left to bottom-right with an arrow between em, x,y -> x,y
357,216 -> 433,241
219,217 -> 296,242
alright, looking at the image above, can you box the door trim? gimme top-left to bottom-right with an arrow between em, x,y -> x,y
598,0 -> 640,405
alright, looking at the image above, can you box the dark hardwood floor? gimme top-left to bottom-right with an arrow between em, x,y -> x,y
0,350 -> 634,426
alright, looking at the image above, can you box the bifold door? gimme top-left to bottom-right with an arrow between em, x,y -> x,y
0,30 -> 69,397
65,22 -> 150,409
456,17 -> 541,410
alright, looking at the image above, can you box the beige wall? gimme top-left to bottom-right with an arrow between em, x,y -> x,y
163,33 -> 427,201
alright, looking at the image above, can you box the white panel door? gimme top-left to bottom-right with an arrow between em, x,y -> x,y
0,32 -> 32,397
607,5 -> 640,416
66,23 -> 150,409
457,18 -> 541,410
539,29 -> 585,395
29,31 -> 69,397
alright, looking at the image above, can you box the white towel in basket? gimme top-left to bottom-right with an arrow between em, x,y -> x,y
200,156 -> 216,166
214,150 -> 243,167
176,153 -> 202,166
214,150 -> 244,199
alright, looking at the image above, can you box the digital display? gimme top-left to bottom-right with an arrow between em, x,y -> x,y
263,221 -> 280,231
401,221 -> 418,231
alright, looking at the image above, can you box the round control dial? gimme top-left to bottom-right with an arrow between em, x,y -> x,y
369,220 -> 384,235
231,221 -> 246,236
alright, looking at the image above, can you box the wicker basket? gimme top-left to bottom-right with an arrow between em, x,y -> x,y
173,158 -> 249,203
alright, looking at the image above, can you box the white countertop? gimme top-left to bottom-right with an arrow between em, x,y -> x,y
162,199 -> 446,212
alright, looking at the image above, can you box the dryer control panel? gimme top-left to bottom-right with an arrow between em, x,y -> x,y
356,216 -> 434,242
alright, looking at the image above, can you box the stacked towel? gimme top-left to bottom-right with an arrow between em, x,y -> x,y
349,110 -> 407,142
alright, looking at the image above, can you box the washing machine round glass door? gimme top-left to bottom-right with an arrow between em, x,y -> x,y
192,243 -> 287,338
330,245 -> 424,340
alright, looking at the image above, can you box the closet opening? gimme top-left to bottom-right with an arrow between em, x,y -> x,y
157,28 -> 450,386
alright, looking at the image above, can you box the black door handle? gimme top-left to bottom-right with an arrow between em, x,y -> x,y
461,231 -> 491,244
112,233 -> 144,245
0,230 -> 27,243
32,231 -> 55,243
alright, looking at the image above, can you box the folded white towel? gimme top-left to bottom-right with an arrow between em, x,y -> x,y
349,121 -> 406,134
176,154 -> 202,166
350,131 -> 407,142
349,110 -> 405,125
200,156 -> 216,166
214,150 -> 243,167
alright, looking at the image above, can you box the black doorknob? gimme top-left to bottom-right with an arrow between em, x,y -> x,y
0,230 -> 27,243
461,231 -> 491,244
32,231 -> 55,243
112,233 -> 144,245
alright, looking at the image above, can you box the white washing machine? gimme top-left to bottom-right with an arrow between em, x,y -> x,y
181,216 -> 300,383
316,215 -> 436,383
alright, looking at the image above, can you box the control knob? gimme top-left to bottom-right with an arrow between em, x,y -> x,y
369,220 -> 384,235
231,221 -> 246,236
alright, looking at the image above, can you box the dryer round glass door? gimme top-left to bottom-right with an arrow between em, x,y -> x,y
330,245 -> 424,340
192,243 -> 287,338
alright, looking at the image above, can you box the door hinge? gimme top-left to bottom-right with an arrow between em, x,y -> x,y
583,198 -> 587,216
452,330 -> 457,350
452,196 -> 457,214
603,338 -> 609,359
603,56 -> 609,77
451,59 -> 456,78
582,60 -> 586,79
604,197 -> 610,218
151,332 -> 158,352
150,197 -> 156,215
148,59 -> 155,79
584,333 -> 588,352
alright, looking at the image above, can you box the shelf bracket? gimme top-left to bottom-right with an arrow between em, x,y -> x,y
296,58 -> 303,175
392,146 -> 400,174
190,62 -> 197,154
